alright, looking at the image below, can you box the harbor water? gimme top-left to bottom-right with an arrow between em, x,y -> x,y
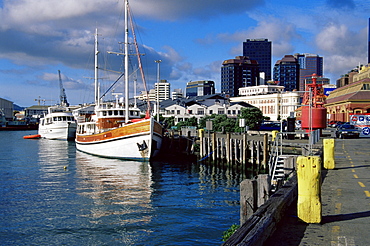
0,131 -> 245,245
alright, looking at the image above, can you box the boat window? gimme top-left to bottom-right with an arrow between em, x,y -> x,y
102,111 -> 107,116
120,110 -> 124,115
108,110 -> 112,116
53,117 -> 57,121
114,110 -> 118,116
63,116 -> 67,121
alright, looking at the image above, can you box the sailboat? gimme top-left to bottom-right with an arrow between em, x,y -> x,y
74,0 -> 163,161
38,70 -> 77,140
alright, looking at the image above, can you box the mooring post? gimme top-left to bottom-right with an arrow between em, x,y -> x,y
256,141 -> 261,170
257,174 -> 270,207
199,129 -> 204,158
240,179 -> 257,225
186,131 -> 191,155
234,139 -> 238,164
250,140 -> 255,171
263,133 -> 269,170
323,138 -> 335,169
207,133 -> 211,158
297,155 -> 322,223
242,133 -> 247,167
226,133 -> 231,163
212,132 -> 217,161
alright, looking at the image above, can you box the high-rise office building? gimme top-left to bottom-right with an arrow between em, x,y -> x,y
172,88 -> 183,100
243,39 -> 272,81
273,55 -> 300,91
221,56 -> 259,97
154,79 -> 170,102
295,53 -> 323,91
185,80 -> 215,98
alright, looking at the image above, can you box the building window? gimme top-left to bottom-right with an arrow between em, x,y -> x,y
361,84 -> 370,90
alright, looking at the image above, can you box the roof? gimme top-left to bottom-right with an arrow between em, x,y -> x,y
160,94 -> 229,108
223,56 -> 259,65
325,78 -> 370,105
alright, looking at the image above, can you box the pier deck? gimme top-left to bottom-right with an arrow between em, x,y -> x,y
265,137 -> 370,245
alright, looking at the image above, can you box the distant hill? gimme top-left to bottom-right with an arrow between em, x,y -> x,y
13,104 -> 25,111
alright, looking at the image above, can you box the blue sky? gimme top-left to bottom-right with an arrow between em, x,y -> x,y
0,0 -> 369,107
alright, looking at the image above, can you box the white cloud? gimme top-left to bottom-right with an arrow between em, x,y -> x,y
132,0 -> 262,21
214,18 -> 299,58
315,23 -> 367,77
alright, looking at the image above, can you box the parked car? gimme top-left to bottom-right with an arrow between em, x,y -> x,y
335,124 -> 360,139
259,121 -> 280,131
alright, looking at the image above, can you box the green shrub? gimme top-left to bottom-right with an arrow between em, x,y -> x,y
222,224 -> 240,241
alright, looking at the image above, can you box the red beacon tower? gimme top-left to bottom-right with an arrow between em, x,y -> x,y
301,73 -> 327,133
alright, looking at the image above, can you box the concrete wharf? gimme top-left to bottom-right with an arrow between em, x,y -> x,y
264,137 -> 370,245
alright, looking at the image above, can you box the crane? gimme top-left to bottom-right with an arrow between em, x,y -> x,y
58,70 -> 69,106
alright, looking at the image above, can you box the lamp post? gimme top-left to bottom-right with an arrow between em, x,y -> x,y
154,60 -> 162,122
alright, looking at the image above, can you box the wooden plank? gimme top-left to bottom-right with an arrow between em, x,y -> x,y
223,175 -> 298,246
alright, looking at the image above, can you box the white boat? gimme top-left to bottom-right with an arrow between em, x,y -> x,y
38,105 -> 77,140
74,0 -> 163,161
38,70 -> 77,140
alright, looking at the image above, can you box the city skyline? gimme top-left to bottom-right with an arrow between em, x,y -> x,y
0,0 -> 369,106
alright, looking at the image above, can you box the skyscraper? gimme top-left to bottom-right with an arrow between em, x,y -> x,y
154,79 -> 170,102
221,56 -> 259,97
273,55 -> 300,91
243,39 -> 272,81
295,53 -> 323,91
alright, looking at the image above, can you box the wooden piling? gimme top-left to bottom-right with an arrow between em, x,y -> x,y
212,132 -> 216,161
240,179 -> 257,225
263,133 -> 268,170
225,132 -> 231,163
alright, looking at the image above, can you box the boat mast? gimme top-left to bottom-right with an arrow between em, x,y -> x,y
95,28 -> 100,107
124,0 -> 129,123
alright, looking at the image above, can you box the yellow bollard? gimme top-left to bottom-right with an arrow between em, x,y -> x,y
297,155 -> 322,223
323,138 -> 335,169
198,129 -> 204,138
272,130 -> 278,141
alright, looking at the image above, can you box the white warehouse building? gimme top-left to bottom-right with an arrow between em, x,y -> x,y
230,85 -> 300,121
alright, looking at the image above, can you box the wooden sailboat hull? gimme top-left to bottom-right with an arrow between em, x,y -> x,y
75,118 -> 162,161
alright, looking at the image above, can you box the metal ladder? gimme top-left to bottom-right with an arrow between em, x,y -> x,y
268,133 -> 285,192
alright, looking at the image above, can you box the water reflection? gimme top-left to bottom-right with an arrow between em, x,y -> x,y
37,139 -> 74,179
75,151 -> 153,224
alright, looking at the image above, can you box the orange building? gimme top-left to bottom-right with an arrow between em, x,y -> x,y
325,78 -> 370,122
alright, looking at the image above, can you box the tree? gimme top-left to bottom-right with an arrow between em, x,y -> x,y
213,114 -> 236,132
237,107 -> 264,130
175,116 -> 198,129
199,114 -> 236,132
163,116 -> 175,129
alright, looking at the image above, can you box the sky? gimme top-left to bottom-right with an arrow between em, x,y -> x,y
0,0 -> 369,107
